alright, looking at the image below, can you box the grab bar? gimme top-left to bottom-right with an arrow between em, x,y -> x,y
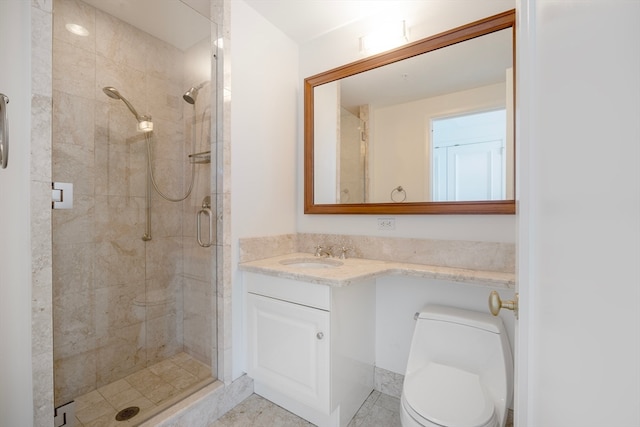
197,196 -> 213,248
0,93 -> 9,169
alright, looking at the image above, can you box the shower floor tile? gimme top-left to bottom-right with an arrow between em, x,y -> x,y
71,352 -> 212,426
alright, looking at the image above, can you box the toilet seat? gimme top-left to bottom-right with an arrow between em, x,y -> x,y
403,362 -> 496,427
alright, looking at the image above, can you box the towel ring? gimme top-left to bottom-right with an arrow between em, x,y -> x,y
391,185 -> 406,202
0,93 -> 9,169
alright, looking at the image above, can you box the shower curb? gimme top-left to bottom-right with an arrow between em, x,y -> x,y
140,375 -> 253,426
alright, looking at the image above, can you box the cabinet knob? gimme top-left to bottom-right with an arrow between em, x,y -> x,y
316,332 -> 324,340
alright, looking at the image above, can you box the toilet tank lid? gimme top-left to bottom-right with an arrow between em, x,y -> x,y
417,305 -> 503,334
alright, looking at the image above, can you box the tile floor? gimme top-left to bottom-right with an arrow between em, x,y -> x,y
71,352 -> 213,426
72,356 -> 514,427
209,391 -> 515,427
209,391 -> 401,427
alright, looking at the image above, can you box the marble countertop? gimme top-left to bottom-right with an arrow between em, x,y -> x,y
239,252 -> 515,289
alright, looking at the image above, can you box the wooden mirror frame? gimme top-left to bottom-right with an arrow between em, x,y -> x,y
304,9 -> 516,215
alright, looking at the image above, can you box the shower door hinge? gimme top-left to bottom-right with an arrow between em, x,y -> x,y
54,401 -> 76,427
52,182 -> 73,209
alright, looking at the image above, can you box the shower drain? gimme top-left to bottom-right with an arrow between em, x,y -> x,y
115,406 -> 140,422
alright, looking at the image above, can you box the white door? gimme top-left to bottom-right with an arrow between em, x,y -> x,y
446,140 -> 504,201
514,1 -> 640,426
246,293 -> 331,412
0,1 -> 36,425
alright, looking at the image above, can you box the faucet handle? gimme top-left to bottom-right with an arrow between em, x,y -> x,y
338,246 -> 350,259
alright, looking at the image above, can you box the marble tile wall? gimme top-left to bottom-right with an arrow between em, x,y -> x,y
51,0 -> 216,406
31,1 -> 55,425
181,34 -> 216,366
217,0 -> 234,385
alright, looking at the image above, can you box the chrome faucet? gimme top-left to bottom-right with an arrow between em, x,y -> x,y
337,246 -> 350,259
314,245 -> 333,258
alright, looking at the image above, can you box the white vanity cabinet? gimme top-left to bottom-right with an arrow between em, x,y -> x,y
244,272 -> 375,427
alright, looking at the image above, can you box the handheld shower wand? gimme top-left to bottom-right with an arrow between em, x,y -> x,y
102,86 -> 153,132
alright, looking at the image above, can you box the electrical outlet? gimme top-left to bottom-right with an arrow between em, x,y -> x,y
377,217 -> 396,230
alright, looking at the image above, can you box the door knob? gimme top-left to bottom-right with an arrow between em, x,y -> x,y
488,291 -> 518,318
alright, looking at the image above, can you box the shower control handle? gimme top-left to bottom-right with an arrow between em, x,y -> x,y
0,93 -> 9,169
197,196 -> 213,248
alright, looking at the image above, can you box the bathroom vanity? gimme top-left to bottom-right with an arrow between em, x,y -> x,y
241,253 -> 514,427
244,271 -> 375,427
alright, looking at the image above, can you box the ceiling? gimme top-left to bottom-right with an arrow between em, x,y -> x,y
82,0 -> 396,49
81,1 -> 513,49
82,0 -> 212,50
243,0 -> 410,44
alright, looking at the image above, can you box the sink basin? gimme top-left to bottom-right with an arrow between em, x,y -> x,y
279,257 -> 343,269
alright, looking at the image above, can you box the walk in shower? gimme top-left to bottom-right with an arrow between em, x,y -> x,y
51,0 -> 220,424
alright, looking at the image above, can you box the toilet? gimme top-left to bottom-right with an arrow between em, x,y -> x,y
400,305 -> 513,427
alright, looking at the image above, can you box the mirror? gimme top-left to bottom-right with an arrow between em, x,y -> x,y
304,10 -> 515,214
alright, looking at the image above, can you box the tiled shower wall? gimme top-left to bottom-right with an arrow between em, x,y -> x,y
51,0 -> 215,406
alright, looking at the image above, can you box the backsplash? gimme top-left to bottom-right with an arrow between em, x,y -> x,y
239,233 -> 514,273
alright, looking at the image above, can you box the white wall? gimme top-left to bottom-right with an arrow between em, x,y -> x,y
293,1 -> 518,394
230,0 -> 299,379
297,1 -> 516,242
313,81 -> 339,204
0,0 -> 34,424
517,0 -> 640,425
376,277 -> 515,375
370,83 -> 506,203
230,0 -> 517,389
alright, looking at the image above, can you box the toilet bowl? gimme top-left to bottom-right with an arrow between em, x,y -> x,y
400,305 -> 513,427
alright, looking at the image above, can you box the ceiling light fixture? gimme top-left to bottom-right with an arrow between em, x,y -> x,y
65,23 -> 89,37
360,21 -> 408,55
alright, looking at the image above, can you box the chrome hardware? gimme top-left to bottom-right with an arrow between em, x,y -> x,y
314,245 -> 332,258
142,160 -> 152,241
54,400 -> 76,427
414,312 -> 420,320
197,196 -> 213,247
391,185 -> 406,202
316,332 -> 324,340
52,182 -> 73,209
488,291 -> 519,318
188,150 -> 212,164
338,246 -> 350,259
0,93 -> 9,169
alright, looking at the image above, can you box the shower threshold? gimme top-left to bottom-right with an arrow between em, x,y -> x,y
70,352 -> 214,426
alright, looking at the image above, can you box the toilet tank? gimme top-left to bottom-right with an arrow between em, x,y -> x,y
406,305 -> 513,408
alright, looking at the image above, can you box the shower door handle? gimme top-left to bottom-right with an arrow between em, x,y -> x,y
197,207 -> 213,248
0,93 -> 9,169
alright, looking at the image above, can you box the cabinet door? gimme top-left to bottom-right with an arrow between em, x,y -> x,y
247,293 -> 330,412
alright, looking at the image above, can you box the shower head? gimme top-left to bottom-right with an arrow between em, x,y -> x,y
183,87 -> 198,105
102,86 -> 153,132
103,86 -> 121,100
182,80 -> 210,104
